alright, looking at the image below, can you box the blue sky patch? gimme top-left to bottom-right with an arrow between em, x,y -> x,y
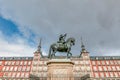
0,16 -> 22,36
0,16 -> 36,46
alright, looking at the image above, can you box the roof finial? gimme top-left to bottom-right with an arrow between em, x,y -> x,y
81,37 -> 86,52
37,38 -> 42,52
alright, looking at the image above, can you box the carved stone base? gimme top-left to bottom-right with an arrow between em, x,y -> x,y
47,59 -> 74,80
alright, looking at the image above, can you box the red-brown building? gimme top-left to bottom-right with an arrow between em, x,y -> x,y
0,43 -> 120,80
0,57 -> 32,79
90,56 -> 120,79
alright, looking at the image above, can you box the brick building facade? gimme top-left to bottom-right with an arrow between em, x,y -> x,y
0,43 -> 120,80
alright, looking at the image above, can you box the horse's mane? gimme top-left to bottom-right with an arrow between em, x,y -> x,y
66,37 -> 75,42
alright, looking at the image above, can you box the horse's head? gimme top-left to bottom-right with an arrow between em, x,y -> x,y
66,37 -> 75,45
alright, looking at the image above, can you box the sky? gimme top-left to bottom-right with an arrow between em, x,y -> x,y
0,0 -> 120,57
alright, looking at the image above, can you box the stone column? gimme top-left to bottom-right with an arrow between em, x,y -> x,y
47,59 -> 74,80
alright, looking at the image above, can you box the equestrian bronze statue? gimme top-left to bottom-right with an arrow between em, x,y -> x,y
48,34 -> 75,58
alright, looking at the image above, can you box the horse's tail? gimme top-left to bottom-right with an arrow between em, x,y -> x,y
48,46 -> 52,58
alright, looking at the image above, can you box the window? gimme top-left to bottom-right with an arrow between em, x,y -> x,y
98,66 -> 102,71
39,61 -> 43,65
108,66 -> 111,71
18,66 -> 22,71
114,72 -> 118,77
105,72 -> 109,77
106,61 -> 109,65
86,67 -> 90,71
24,61 -> 27,65
20,61 -> 23,65
12,73 -> 16,77
101,61 -> 105,65
14,66 -> 18,71
32,67 -> 36,72
2,67 -> 5,71
85,61 -> 89,64
118,60 -> 120,64
21,73 -> 24,77
0,61 -> 2,65
8,61 -> 11,65
43,66 -> 47,71
26,66 -> 30,71
28,61 -> 31,65
93,66 -> 97,71
12,61 -> 15,65
44,62 -> 47,65
22,66 -> 26,71
25,73 -> 29,78
110,61 -> 114,65
6,66 -> 9,71
38,67 -> 42,71
16,73 -> 20,78
116,66 -> 120,71
8,73 -> 11,77
10,67 -> 13,71
81,67 -> 85,71
100,72 -> 104,77
110,72 -> 113,77
119,72 -> 120,76
43,73 -> 47,77
38,73 -> 42,77
92,61 -> 96,65
112,66 -> 116,71
97,61 -> 101,65
114,61 -> 118,65
33,62 -> 37,66
5,61 -> 8,65
4,72 -> 8,77
16,61 -> 19,65
95,73 -> 99,78
103,66 -> 107,71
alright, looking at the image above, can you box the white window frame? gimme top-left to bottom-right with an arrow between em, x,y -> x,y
100,72 -> 104,77
98,66 -> 102,71
103,66 -> 107,71
95,73 -> 99,78
24,61 -> 27,65
16,73 -> 20,78
12,73 -> 16,77
93,66 -> 97,71
16,61 -> 19,65
28,61 -> 31,65
18,66 -> 22,71
10,66 -> 13,71
14,66 -> 18,71
0,61 -> 2,65
92,61 -> 96,65
26,66 -> 30,71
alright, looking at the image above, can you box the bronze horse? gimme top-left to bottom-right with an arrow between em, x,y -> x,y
48,37 -> 75,58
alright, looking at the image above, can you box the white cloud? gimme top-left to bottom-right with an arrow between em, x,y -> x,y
0,0 -> 120,56
0,31 -> 36,57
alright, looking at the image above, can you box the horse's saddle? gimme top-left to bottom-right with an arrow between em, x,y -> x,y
59,43 -> 64,46
58,43 -> 67,49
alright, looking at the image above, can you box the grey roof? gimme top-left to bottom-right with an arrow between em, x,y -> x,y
0,56 -> 120,60
0,57 -> 33,60
90,56 -> 120,60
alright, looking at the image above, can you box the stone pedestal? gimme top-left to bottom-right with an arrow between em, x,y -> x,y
47,59 -> 74,80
